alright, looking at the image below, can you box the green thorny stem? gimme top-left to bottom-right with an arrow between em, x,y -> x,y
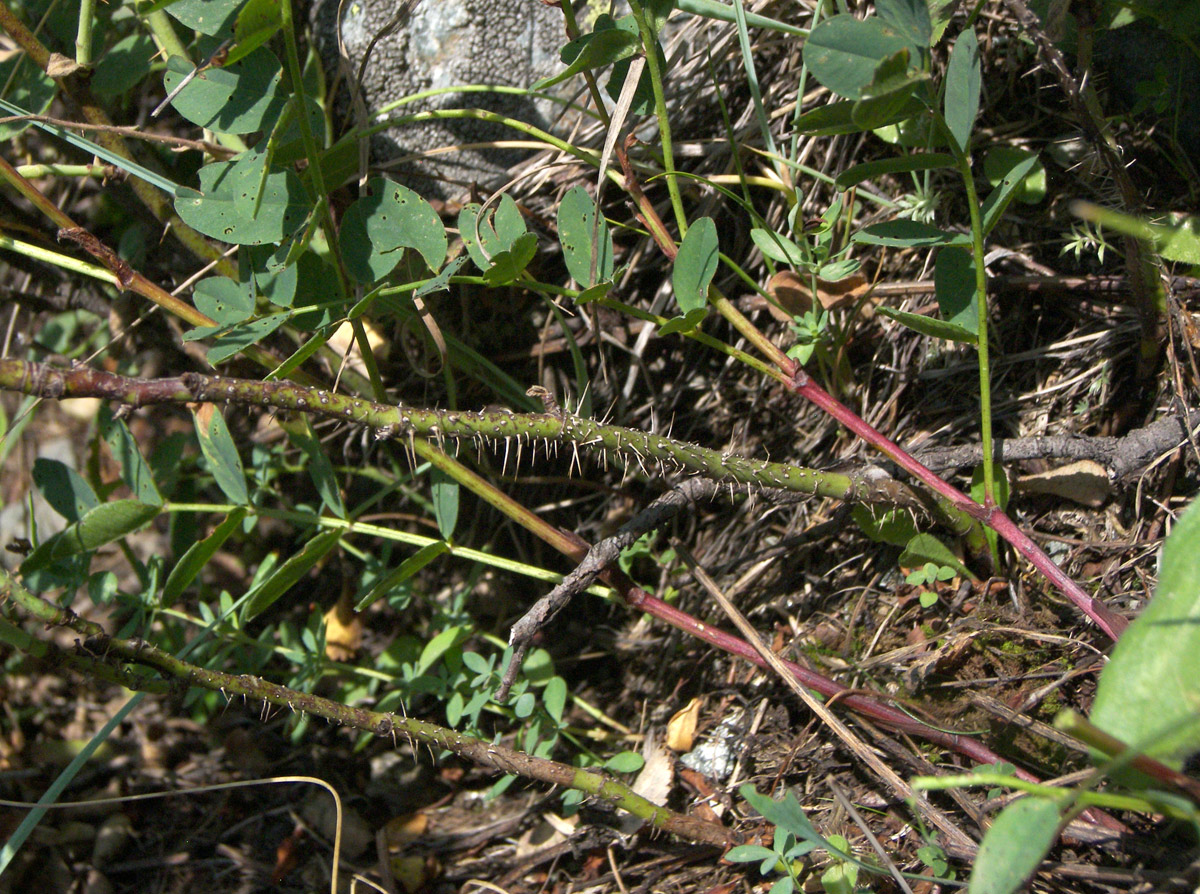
0,363 -> 1132,813
0,567 -> 739,849
0,359 -> 923,510
0,358 -> 1124,641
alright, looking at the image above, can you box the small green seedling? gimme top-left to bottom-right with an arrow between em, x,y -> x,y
906,561 -> 956,607
728,785 -> 885,894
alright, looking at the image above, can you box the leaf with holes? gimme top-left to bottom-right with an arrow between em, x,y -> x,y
558,186 -> 614,287
194,404 -> 249,505
193,276 -> 254,326
341,177 -> 447,283
934,247 -> 978,335
176,160 -> 309,245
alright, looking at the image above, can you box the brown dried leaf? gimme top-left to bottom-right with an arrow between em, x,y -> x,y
1015,460 -> 1112,507
764,270 -> 871,322
324,593 -> 362,662
666,697 -> 701,752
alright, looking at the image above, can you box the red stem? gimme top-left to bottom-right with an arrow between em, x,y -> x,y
787,369 -> 1128,641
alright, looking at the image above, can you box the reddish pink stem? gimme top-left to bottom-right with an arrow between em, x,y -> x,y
787,369 -> 1128,642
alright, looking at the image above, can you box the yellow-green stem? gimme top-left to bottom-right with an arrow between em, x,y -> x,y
626,0 -> 687,237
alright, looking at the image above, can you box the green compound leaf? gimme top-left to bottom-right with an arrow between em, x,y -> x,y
853,220 -> 966,247
206,312 -> 288,363
672,216 -> 719,314
0,55 -> 55,141
968,797 -> 1060,894
341,177 -> 447,283
899,533 -> 974,580
194,404 -> 249,505
1072,202 -> 1200,265
557,185 -> 614,287
835,152 -> 955,190
163,508 -> 248,606
1090,496 -> 1200,771
934,247 -> 978,335
980,151 -> 1041,235
604,750 -> 644,773
431,467 -> 459,541
21,500 -> 161,573
417,625 -> 471,677
793,100 -> 861,135
851,49 -> 930,131
534,23 -> 640,91
458,204 -> 505,271
851,505 -> 919,547
817,257 -> 861,281
176,160 -> 310,246
876,0 -> 932,55
658,307 -> 708,336
163,48 -> 286,135
984,148 -> 1046,205
92,34 -> 158,96
739,784 -> 826,846
226,0 -> 281,67
33,458 -> 98,523
804,15 -> 913,100
491,194 -> 528,246
163,0 -> 242,36
415,256 -> 468,298
241,529 -> 343,623
355,541 -> 448,612
877,306 -> 977,344
483,232 -> 539,286
99,407 -> 163,507
543,676 -> 567,724
751,227 -> 806,266
944,27 -> 981,152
